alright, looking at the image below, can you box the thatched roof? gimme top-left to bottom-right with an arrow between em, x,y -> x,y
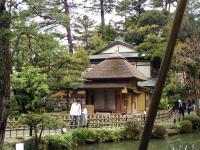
84,53 -> 147,81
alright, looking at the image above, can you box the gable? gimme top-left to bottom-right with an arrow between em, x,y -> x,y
101,44 -> 137,54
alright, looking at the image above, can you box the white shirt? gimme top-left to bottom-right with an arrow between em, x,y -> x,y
82,108 -> 88,115
70,102 -> 81,116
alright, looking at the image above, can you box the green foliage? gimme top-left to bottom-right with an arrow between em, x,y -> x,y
94,129 -> 121,142
152,125 -> 167,138
116,0 -> 145,18
47,49 -> 89,90
20,113 -> 66,144
159,98 -> 169,110
71,128 -> 96,144
138,10 -> 169,27
11,66 -> 50,112
74,15 -> 95,50
47,134 -> 74,150
177,120 -> 193,133
122,121 -> 142,140
2,143 -> 15,150
101,24 -> 118,43
137,34 -> 166,59
46,128 -> 123,149
184,115 -> 200,130
20,113 -> 66,129
88,32 -> 107,53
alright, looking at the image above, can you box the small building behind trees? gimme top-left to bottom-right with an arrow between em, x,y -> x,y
60,40 -> 157,113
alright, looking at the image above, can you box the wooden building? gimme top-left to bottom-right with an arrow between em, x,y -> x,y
65,40 -> 157,113
79,53 -> 152,113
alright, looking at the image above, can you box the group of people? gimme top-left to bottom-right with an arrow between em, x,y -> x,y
173,99 -> 195,121
69,100 -> 88,127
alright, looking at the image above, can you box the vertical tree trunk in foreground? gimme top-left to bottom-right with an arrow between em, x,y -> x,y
63,0 -> 73,53
0,0 -> 11,149
138,0 -> 187,150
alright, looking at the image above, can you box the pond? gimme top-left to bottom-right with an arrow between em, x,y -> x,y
77,133 -> 200,150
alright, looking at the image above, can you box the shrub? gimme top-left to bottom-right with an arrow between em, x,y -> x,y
177,120 -> 193,133
184,115 -> 200,130
152,125 -> 167,139
3,143 -> 15,150
46,134 -> 74,150
95,129 -> 122,142
121,121 -> 142,140
71,128 -> 96,144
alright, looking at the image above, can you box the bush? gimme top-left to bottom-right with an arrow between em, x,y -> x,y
121,121 -> 142,140
95,129 -> 122,142
46,134 -> 74,150
71,128 -> 96,144
177,120 -> 193,133
152,125 -> 167,139
184,115 -> 200,130
3,143 -> 15,150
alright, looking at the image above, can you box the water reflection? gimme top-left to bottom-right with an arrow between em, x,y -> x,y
77,133 -> 200,150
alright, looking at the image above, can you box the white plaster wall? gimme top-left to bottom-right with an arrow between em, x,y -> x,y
102,44 -> 136,53
136,65 -> 151,79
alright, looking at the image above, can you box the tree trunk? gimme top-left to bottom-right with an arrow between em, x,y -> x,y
138,0 -> 187,149
100,0 -> 105,37
0,0 -> 11,148
63,0 -> 73,53
165,0 -> 168,10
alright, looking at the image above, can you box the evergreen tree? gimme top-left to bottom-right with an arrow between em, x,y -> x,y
0,0 -> 11,148
74,15 -> 95,50
83,0 -> 116,37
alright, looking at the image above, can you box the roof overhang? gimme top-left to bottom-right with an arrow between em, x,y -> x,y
79,81 -> 129,89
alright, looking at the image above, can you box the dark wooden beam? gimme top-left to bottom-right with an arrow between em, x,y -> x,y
138,0 -> 187,150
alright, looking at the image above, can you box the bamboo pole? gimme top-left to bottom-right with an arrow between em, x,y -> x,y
138,0 -> 187,150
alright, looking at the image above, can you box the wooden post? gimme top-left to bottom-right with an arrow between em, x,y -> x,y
138,0 -> 187,150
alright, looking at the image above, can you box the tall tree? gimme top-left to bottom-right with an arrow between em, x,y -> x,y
63,0 -> 73,53
176,37 -> 200,110
84,0 -> 116,37
74,15 -> 95,50
25,0 -> 78,53
151,0 -> 177,12
0,0 -> 11,148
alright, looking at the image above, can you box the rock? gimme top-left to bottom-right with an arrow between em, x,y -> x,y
167,129 -> 178,136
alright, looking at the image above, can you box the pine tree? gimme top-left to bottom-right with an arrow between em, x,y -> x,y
74,15 -> 95,50
83,0 -> 116,37
0,0 -> 11,148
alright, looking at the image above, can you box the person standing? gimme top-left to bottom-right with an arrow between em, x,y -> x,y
182,101 -> 186,118
69,100 -> 81,127
187,100 -> 192,115
81,105 -> 88,127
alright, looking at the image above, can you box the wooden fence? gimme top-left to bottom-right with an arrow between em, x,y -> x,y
6,109 -> 174,138
5,128 -> 62,138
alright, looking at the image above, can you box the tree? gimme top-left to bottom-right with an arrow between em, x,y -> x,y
74,15 -> 95,50
11,67 -> 50,113
25,0 -> 79,53
20,113 -> 66,146
176,37 -> 200,110
116,0 -> 146,19
115,0 -> 146,34
150,0 -> 177,12
84,0 -> 116,37
0,0 -> 11,148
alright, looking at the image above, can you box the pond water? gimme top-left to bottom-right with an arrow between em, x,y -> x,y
77,133 -> 200,150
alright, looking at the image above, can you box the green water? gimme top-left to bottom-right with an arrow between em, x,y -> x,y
77,133 -> 200,150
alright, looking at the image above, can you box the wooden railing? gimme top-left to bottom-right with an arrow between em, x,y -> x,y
6,109 -> 173,130
5,128 -> 62,138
